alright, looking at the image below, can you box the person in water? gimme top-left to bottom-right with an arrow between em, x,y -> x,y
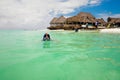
74,27 -> 79,32
43,33 -> 51,41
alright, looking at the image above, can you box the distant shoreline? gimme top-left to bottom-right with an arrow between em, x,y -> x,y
100,28 -> 120,33
0,28 -> 120,33
47,28 -> 120,33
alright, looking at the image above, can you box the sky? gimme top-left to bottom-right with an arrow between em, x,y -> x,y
0,0 -> 120,30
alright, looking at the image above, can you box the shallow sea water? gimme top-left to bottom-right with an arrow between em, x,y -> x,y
0,30 -> 120,80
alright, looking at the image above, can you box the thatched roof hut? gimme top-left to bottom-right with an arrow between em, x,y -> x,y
116,19 -> 120,23
107,17 -> 120,27
55,16 -> 66,24
48,16 -> 66,30
97,18 -> 106,25
107,17 -> 120,23
49,16 -> 66,25
66,12 -> 96,23
50,17 -> 58,24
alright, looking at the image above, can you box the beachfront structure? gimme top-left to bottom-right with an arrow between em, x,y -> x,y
48,16 -> 66,29
50,17 -> 58,27
66,12 -> 96,26
55,16 -> 66,27
96,18 -> 106,26
48,12 -> 106,30
107,17 -> 120,27
50,16 -> 66,27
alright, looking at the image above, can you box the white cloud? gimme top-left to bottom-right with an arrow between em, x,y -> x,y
0,0 -> 102,30
89,0 -> 101,5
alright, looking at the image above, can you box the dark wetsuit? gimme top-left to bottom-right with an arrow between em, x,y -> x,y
75,28 -> 79,32
43,33 -> 51,41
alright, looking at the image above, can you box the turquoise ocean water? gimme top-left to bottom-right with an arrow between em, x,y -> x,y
0,30 -> 120,80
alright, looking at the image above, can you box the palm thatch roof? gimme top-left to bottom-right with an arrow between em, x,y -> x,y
108,17 -> 120,23
116,19 -> 120,23
66,12 -> 96,23
50,17 -> 58,24
97,18 -> 106,24
55,16 -> 66,24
